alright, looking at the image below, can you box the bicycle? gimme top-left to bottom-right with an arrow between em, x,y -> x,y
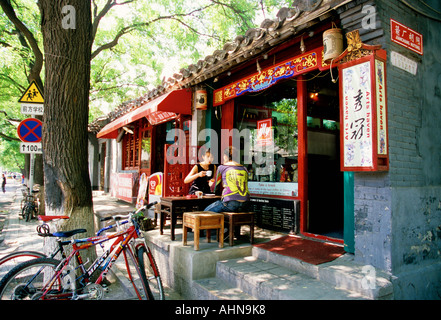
20,187 -> 39,222
0,215 -> 69,281
0,202 -> 164,300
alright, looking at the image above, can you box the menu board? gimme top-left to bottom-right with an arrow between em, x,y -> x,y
250,197 -> 300,233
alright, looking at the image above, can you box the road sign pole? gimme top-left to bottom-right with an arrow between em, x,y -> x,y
29,153 -> 35,191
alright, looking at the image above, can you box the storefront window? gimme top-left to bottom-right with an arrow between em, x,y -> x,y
238,100 -> 298,183
122,127 -> 139,170
234,80 -> 299,197
140,129 -> 151,170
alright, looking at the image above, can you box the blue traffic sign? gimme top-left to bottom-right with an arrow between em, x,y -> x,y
17,118 -> 42,143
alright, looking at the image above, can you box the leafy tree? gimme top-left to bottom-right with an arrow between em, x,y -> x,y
1,0 -> 292,262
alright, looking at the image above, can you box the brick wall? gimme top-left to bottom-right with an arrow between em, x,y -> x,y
338,0 -> 441,298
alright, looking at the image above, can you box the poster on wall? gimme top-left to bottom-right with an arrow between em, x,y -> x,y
111,172 -> 137,203
341,61 -> 374,168
256,118 -> 273,147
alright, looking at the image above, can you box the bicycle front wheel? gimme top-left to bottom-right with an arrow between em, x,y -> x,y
115,246 -> 150,300
0,258 -> 61,300
0,251 -> 46,280
137,245 -> 165,300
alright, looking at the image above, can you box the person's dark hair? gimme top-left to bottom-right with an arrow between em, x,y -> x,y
224,146 -> 236,161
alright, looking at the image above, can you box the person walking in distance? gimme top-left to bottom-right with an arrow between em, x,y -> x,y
2,174 -> 6,193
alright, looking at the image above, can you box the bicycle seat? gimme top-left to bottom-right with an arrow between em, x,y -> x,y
38,215 -> 69,222
52,229 -> 87,238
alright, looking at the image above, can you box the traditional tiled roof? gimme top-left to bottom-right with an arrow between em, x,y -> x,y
89,0 -> 352,133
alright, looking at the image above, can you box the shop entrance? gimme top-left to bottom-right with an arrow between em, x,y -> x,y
305,71 -> 343,240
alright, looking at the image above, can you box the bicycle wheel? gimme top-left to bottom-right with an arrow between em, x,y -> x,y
0,258 -> 62,300
21,204 -> 27,219
114,246 -> 150,300
0,251 -> 46,280
137,245 -> 165,300
25,205 -> 33,222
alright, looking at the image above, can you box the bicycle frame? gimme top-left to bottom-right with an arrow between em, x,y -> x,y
39,219 -> 143,300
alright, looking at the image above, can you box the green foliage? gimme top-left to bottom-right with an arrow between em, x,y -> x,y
1,0 -> 293,165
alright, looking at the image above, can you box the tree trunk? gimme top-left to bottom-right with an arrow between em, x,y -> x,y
38,1 -> 95,261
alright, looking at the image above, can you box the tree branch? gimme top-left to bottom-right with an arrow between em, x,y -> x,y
0,74 -> 26,92
0,110 -> 22,123
91,3 -> 216,60
0,131 -> 20,142
0,0 -> 43,84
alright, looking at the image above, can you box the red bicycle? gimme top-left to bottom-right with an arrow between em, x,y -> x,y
0,202 -> 163,300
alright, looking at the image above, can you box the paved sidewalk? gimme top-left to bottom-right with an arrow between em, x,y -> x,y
0,181 -> 181,300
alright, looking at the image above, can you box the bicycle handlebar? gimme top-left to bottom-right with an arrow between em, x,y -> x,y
99,201 -> 157,222
96,201 -> 158,236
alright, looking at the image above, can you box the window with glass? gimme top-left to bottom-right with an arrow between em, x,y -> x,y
122,126 -> 139,170
235,80 -> 298,194
140,129 -> 151,170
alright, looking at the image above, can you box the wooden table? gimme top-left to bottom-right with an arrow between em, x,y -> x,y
183,212 -> 224,251
159,195 -> 220,240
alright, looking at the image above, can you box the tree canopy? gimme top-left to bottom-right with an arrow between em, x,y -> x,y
0,0 -> 291,171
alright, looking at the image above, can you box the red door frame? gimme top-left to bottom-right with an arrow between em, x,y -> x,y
297,75 -> 344,244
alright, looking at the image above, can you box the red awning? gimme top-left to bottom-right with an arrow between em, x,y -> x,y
97,89 -> 192,139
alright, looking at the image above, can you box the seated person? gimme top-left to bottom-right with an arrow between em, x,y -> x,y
205,146 -> 250,213
184,149 -> 216,195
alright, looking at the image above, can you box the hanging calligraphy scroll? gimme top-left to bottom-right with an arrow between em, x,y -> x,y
213,47 -> 329,106
338,49 -> 389,172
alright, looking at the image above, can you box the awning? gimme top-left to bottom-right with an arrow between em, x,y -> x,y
97,89 -> 192,139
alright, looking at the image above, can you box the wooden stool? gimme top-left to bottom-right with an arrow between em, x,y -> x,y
183,212 -> 224,251
221,212 -> 255,246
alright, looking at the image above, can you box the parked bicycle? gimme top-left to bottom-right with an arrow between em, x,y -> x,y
20,187 -> 39,222
0,202 -> 163,300
0,215 -> 69,281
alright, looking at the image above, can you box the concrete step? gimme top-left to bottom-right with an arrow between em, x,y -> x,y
192,277 -> 256,300
252,246 -> 394,300
215,256 -> 367,300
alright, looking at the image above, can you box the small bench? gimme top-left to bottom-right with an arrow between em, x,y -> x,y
221,212 -> 255,247
183,212 -> 224,251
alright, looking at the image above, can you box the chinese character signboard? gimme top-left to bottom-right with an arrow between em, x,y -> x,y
390,19 -> 423,55
339,50 -> 389,171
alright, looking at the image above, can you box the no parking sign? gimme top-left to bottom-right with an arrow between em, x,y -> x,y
17,118 -> 42,143
17,118 -> 43,154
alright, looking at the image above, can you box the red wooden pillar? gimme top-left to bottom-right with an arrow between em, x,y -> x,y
220,99 -> 235,153
297,76 -> 308,234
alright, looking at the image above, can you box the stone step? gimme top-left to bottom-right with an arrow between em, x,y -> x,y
252,246 -> 394,300
215,256 -> 368,300
192,277 -> 256,300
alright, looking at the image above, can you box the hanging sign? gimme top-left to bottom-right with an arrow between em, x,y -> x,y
339,50 -> 389,172
390,19 -> 423,55
18,80 -> 44,115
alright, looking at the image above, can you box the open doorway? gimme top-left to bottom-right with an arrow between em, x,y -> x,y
305,71 -> 343,240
